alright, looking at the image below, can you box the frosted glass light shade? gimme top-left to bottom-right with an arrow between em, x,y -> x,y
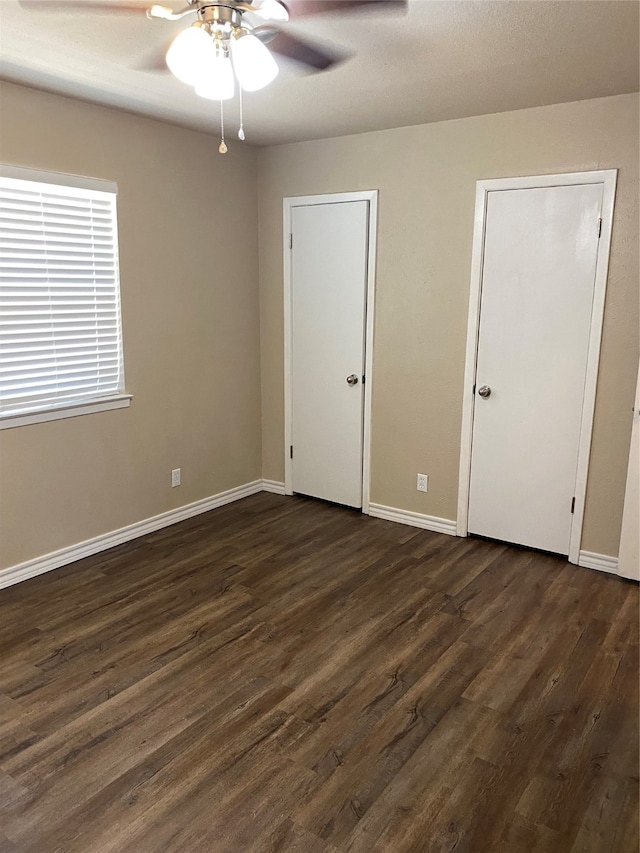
166,25 -> 211,86
195,53 -> 235,101
231,33 -> 278,92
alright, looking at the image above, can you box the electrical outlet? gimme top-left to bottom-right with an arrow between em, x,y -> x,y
417,473 -> 428,492
171,468 -> 181,488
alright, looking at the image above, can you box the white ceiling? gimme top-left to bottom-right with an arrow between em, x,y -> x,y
0,0 -> 638,146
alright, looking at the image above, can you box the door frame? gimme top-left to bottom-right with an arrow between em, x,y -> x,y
456,170 -> 617,564
283,190 -> 378,513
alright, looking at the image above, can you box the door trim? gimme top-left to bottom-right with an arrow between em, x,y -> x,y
456,170 -> 617,564
283,190 -> 378,513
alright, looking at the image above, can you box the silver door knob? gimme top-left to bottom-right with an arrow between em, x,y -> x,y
478,385 -> 491,399
346,374 -> 359,386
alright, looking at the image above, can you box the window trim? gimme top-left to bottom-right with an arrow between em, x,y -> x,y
0,394 -> 132,430
0,164 -> 117,196
0,164 -> 131,429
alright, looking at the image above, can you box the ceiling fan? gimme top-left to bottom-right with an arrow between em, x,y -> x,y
18,0 -> 407,150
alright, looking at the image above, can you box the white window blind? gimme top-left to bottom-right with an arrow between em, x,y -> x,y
0,168 -> 125,421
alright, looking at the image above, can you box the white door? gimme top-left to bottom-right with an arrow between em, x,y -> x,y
617,361 -> 639,580
468,183 -> 603,555
290,200 -> 369,507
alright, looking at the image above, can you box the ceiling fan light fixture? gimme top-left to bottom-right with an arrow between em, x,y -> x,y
195,49 -> 236,101
230,32 -> 278,92
166,23 -> 211,86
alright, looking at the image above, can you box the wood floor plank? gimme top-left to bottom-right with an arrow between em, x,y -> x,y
291,640 -> 492,847
0,493 -> 637,852
342,699 -> 498,852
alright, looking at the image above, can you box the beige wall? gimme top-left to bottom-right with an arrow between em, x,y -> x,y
0,81 -> 262,569
258,93 -> 639,558
1,84 -> 637,571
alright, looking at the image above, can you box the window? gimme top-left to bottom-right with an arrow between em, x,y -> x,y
0,165 -> 130,429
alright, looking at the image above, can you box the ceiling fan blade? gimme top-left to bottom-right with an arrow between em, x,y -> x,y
267,30 -> 346,70
18,0 -> 155,13
250,0 -> 289,22
285,0 -> 406,16
147,5 -> 194,20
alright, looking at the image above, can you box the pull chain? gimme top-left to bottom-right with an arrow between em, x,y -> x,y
238,86 -> 245,141
218,99 -> 227,154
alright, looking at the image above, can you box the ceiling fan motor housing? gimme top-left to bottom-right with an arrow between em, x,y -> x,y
198,4 -> 244,30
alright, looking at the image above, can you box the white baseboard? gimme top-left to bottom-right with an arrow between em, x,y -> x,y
368,502 -> 457,536
577,550 -> 618,574
0,480 -> 264,591
262,479 -> 286,495
2,482 -> 618,591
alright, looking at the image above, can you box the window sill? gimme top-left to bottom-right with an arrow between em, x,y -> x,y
0,394 -> 133,430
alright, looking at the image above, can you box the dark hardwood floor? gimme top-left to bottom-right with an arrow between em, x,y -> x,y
0,493 -> 638,853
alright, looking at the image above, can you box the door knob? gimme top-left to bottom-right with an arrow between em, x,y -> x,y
346,374 -> 359,386
478,385 -> 491,399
